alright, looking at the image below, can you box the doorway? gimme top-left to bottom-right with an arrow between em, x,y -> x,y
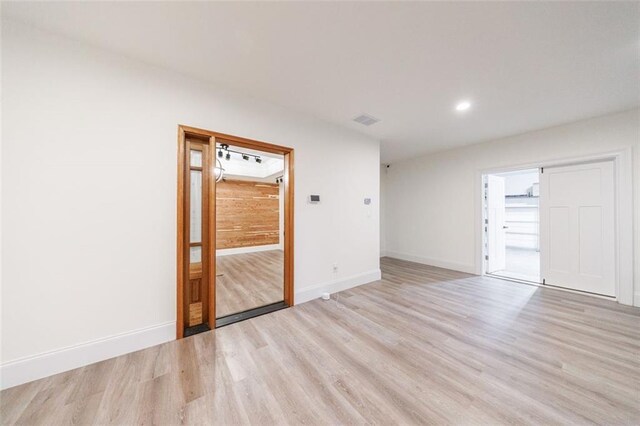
484,169 -> 540,283
176,126 -> 294,338
483,160 -> 618,298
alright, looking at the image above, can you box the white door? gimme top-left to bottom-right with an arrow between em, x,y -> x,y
540,161 -> 615,296
487,175 -> 506,273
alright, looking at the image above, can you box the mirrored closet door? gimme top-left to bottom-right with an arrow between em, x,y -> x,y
215,143 -> 286,326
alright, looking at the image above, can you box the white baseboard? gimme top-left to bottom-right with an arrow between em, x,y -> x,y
216,244 -> 281,256
295,269 -> 382,305
384,251 -> 476,274
0,321 -> 175,390
1,268 -> 383,390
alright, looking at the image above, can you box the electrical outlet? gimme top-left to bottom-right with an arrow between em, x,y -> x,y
332,263 -> 338,273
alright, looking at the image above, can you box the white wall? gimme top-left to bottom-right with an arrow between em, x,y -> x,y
380,165 -> 387,256
384,109 -> 639,300
1,21 -> 380,387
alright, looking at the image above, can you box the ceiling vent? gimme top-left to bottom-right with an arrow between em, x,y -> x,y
353,114 -> 380,126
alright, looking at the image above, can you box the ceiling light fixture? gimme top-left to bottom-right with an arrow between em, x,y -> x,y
455,100 -> 472,112
217,143 -> 266,165
214,158 -> 224,182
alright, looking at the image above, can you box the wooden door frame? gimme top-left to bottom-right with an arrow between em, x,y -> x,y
176,125 -> 295,338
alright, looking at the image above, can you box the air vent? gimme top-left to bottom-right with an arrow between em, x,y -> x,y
353,114 -> 380,126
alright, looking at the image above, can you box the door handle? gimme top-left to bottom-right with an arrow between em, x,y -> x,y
503,226 -> 509,229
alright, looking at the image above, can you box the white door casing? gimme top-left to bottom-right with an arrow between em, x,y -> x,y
487,175 -> 506,273
540,161 -> 615,296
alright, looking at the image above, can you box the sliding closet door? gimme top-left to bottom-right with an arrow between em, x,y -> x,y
540,161 -> 615,296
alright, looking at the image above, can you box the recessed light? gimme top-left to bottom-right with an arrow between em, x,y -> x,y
455,100 -> 471,112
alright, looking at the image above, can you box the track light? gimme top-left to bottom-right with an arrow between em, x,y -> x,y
217,144 -> 266,164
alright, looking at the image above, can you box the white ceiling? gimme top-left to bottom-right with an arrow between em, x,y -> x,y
218,144 -> 284,180
4,2 -> 639,162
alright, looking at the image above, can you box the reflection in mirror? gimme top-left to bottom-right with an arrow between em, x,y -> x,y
215,144 -> 285,318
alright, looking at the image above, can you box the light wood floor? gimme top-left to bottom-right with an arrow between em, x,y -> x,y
2,257 -> 639,425
491,247 -> 540,283
216,249 -> 284,318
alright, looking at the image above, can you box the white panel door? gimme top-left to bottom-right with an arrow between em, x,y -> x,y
540,161 -> 615,296
487,175 -> 506,273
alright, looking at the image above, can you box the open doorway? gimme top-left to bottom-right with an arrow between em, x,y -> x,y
478,152 -> 632,303
484,169 -> 540,283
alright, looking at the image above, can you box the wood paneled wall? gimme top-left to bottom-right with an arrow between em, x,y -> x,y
216,179 -> 280,249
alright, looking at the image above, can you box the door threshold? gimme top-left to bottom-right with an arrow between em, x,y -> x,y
216,301 -> 288,328
486,273 -> 616,300
184,323 -> 211,337
487,272 -> 540,286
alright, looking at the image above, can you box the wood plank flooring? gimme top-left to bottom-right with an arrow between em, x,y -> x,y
2,257 -> 639,425
216,249 -> 284,318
